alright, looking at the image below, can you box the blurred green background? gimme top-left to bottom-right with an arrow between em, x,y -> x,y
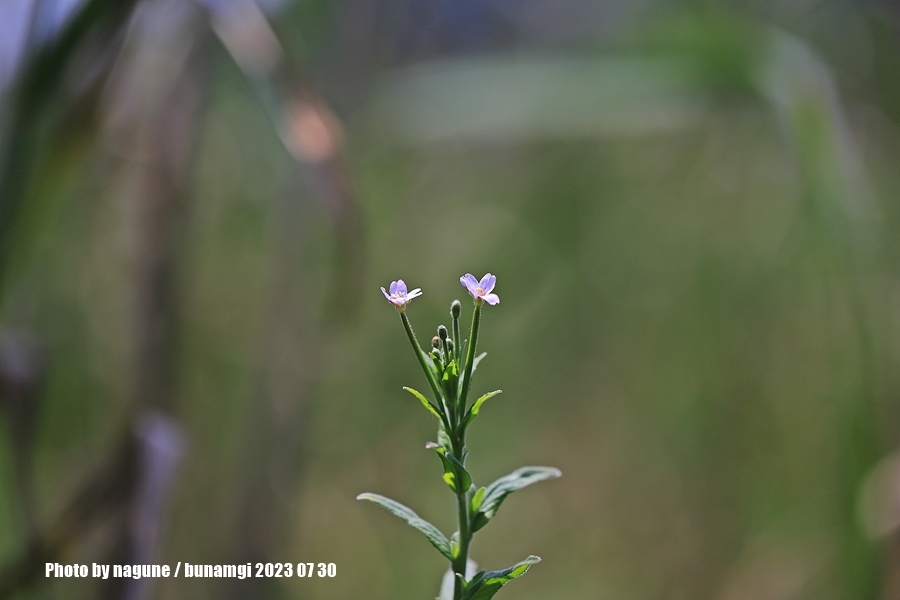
2,0 -> 900,599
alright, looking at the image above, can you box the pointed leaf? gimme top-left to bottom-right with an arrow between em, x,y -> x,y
470,486 -> 486,514
461,556 -> 541,600
404,386 -> 443,421
427,443 -> 473,493
444,450 -> 473,492
464,390 -> 502,427
458,352 -> 487,406
424,352 -> 440,378
433,355 -> 445,377
472,352 -> 487,372
442,360 -> 459,384
442,360 -> 459,399
356,493 -> 453,560
465,570 -> 487,594
472,466 -> 561,532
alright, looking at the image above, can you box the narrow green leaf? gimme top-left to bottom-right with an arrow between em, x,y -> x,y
465,570 -> 486,595
403,386 -> 443,421
442,469 -> 457,491
461,556 -> 541,600
442,360 -> 459,400
356,493 -> 453,560
471,352 -> 487,372
472,466 -> 561,532
459,352 -> 486,406
442,360 -> 458,383
464,390 -> 502,427
470,486 -> 486,514
427,443 -> 473,493
424,352 -> 440,378
444,450 -> 473,491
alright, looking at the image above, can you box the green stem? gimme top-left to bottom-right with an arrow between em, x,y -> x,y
457,304 -> 482,425
452,480 -> 471,600
451,304 -> 481,599
402,305 -> 481,600
400,311 -> 446,417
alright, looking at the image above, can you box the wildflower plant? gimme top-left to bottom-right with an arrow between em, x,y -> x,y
359,273 -> 561,600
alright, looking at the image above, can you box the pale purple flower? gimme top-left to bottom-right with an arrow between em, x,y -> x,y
460,273 -> 499,306
381,279 -> 423,311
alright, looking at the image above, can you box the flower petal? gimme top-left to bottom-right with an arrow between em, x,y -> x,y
480,274 -> 496,293
407,289 -> 423,300
389,281 -> 399,295
381,287 -> 392,301
461,273 -> 478,292
482,293 -> 500,305
395,280 -> 408,295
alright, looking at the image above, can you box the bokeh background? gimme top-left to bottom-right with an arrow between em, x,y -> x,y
1,0 -> 900,599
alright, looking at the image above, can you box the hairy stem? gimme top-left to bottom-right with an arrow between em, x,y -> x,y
452,479 -> 471,600
457,304 -> 482,425
451,303 -> 482,599
402,304 -> 483,599
400,312 -> 446,415
450,428 -> 470,600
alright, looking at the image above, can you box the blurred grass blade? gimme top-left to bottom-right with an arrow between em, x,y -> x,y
753,30 -> 879,229
373,55 -> 708,143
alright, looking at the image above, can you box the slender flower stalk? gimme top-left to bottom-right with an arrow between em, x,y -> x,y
457,304 -> 481,423
360,274 -> 560,600
400,311 -> 446,418
449,292 -> 485,599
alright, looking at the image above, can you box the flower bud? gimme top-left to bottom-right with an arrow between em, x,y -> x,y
450,300 -> 461,318
447,339 -> 454,353
431,336 -> 441,349
437,325 -> 448,341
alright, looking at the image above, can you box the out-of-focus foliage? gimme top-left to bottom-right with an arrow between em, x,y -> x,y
2,0 -> 900,599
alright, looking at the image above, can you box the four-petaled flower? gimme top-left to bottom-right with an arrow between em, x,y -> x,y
460,273 -> 500,306
381,279 -> 423,311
